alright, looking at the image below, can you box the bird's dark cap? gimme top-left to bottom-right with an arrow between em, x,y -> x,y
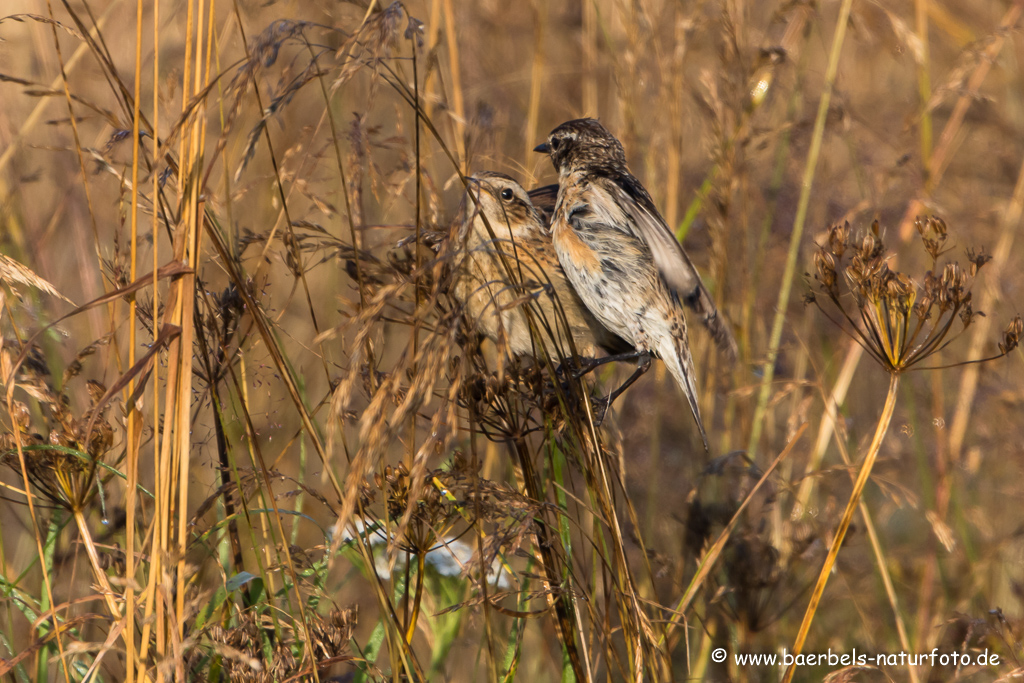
537,118 -> 626,172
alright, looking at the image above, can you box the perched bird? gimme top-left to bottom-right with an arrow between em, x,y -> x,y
535,118 -> 737,449
448,171 -> 630,363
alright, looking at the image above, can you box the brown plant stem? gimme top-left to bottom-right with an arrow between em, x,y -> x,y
72,506 -> 121,618
783,372 -> 900,683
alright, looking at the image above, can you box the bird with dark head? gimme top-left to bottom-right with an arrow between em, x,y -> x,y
534,118 -> 631,174
535,118 -> 737,450
448,171 -> 630,363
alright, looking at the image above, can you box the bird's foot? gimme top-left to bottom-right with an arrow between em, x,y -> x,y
588,394 -> 612,426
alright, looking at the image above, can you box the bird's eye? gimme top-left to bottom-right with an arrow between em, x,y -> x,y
500,188 -> 514,201
549,138 -> 561,151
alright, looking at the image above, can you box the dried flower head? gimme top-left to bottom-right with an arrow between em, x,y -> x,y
372,463 -> 458,555
1001,316 -> 1022,355
915,215 -> 951,260
810,217 -> 1018,373
1,342 -> 115,512
202,605 -> 356,681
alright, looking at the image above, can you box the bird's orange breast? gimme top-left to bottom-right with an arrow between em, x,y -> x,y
552,219 -> 602,276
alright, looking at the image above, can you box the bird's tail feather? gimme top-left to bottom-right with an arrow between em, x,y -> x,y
657,335 -> 709,452
684,281 -> 738,360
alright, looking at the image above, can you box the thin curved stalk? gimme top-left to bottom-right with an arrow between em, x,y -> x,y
72,507 -> 121,618
746,0 -> 855,461
859,499 -> 919,683
660,423 -> 806,648
791,341 -> 863,519
783,372 -> 900,683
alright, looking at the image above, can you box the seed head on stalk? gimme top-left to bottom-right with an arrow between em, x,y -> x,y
787,217 -> 1020,683
809,217 -> 1019,374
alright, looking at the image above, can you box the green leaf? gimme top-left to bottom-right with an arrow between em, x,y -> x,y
352,619 -> 387,683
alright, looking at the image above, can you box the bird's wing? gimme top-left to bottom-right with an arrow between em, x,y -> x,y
527,184 -> 559,226
596,176 -> 738,358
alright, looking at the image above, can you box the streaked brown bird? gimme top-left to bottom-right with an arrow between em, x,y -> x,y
448,171 -> 630,363
535,118 -> 737,450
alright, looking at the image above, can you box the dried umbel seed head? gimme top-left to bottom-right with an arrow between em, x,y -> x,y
203,603 -> 357,681
309,607 -> 357,660
843,230 -> 890,303
814,251 -> 838,295
915,215 -> 950,260
827,222 -> 850,259
375,463 -> 415,518
1,371 -> 115,511
371,464 -> 458,554
958,299 -> 979,327
1001,316 -> 1022,354
886,269 -> 913,300
270,644 -> 297,680
859,230 -> 882,261
810,216 -> 1017,374
939,263 -> 967,308
966,248 -> 993,277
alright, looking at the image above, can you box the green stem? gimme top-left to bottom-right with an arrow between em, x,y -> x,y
746,0 -> 855,461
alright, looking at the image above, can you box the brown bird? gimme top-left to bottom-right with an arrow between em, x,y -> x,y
535,118 -> 737,450
448,171 -> 630,364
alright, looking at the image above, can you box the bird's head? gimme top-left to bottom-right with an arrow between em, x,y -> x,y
534,118 -> 627,173
464,172 -> 544,241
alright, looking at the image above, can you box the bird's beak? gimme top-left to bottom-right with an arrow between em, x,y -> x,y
533,142 -> 550,154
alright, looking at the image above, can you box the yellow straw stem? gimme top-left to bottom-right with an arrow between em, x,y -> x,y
405,552 -> 426,645
783,372 -> 900,683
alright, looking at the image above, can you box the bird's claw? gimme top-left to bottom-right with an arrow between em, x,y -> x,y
553,356 -> 597,380
588,394 -> 611,426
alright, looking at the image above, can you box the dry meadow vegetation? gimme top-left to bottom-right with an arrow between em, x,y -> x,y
1,0 -> 1023,681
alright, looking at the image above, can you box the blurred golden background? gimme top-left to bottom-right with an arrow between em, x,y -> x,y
1,0 -> 1022,680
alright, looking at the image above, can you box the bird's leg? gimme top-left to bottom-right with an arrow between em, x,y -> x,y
604,351 -> 652,405
590,351 -> 651,425
570,349 -> 645,379
553,348 -> 643,396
